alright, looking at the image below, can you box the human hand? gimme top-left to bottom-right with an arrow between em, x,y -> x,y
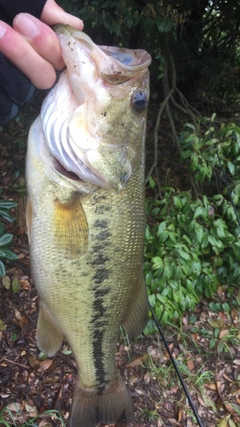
0,0 -> 84,124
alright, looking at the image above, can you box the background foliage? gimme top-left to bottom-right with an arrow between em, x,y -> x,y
0,200 -> 18,277
145,120 -> 240,327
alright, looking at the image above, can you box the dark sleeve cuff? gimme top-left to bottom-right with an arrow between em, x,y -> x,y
0,0 -> 47,25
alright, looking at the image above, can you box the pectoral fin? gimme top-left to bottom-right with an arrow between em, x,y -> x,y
122,276 -> 148,336
53,196 -> 88,256
36,301 -> 63,357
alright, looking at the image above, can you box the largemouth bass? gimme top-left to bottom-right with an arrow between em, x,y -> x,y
26,25 -> 151,427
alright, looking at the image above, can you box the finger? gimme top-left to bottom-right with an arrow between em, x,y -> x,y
40,0 -> 84,30
0,21 -> 57,89
13,13 -> 65,70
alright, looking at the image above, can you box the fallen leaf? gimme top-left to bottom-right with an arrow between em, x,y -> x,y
168,419 -> 182,426
126,354 -> 148,368
217,417 -> 229,427
186,357 -> 194,372
2,276 -> 11,290
6,402 -> 23,412
178,408 -> 183,421
20,279 -> 30,290
205,383 -> 217,390
25,404 -> 38,415
14,308 -> 28,328
224,402 -> 236,414
223,373 -> 234,383
28,355 -> 40,369
229,418 -> 237,427
208,318 -> 225,328
144,371 -> 150,384
12,277 -> 21,294
197,396 -> 206,407
219,329 -> 230,339
38,358 -> 53,371
0,319 -> 5,331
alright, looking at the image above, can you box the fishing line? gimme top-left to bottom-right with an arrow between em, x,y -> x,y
149,303 -> 205,427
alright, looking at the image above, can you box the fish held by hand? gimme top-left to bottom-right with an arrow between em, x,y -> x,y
26,25 -> 151,427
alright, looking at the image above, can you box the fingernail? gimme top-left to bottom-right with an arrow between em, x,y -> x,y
14,13 -> 39,38
0,21 -> 7,38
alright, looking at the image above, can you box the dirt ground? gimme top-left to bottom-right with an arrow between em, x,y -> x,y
0,94 -> 240,427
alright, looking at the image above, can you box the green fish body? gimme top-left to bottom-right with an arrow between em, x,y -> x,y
26,26 -> 151,427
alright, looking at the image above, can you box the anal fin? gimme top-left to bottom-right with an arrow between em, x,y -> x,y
36,301 -> 63,357
122,276 -> 149,336
70,376 -> 133,427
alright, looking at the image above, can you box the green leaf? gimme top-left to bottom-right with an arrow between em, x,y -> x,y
222,302 -> 230,314
209,339 -> 216,350
61,350 -> 72,355
0,260 -> 6,277
12,277 -> 21,294
158,231 -> 168,242
152,256 -> 163,270
0,208 -> 15,222
227,161 -> 235,175
0,221 -> 4,237
194,206 -> 207,219
0,249 -> 18,261
157,221 -> 166,234
0,234 -> 13,247
178,249 -> 190,261
161,310 -> 169,324
195,224 -> 204,243
0,201 -> 17,209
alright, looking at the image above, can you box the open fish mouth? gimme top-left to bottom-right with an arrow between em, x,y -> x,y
40,27 -> 151,191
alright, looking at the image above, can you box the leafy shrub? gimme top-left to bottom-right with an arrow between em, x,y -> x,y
0,201 -> 18,277
145,120 -> 240,328
180,118 -> 240,185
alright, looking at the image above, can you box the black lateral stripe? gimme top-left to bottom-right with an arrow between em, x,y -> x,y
91,215 -> 112,389
91,287 -> 110,388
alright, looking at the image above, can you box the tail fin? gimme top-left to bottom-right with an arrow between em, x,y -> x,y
70,376 -> 134,427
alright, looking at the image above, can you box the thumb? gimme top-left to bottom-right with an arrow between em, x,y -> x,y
40,0 -> 84,30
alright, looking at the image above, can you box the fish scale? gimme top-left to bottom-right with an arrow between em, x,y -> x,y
26,25 -> 151,427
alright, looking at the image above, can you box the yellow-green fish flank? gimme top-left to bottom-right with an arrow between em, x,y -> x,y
26,25 -> 151,427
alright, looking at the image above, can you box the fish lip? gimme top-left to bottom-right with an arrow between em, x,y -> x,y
99,45 -> 152,71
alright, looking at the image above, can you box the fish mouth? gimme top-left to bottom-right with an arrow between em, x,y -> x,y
98,46 -> 151,85
69,29 -> 151,87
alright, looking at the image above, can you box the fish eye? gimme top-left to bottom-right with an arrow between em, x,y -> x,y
131,90 -> 148,112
